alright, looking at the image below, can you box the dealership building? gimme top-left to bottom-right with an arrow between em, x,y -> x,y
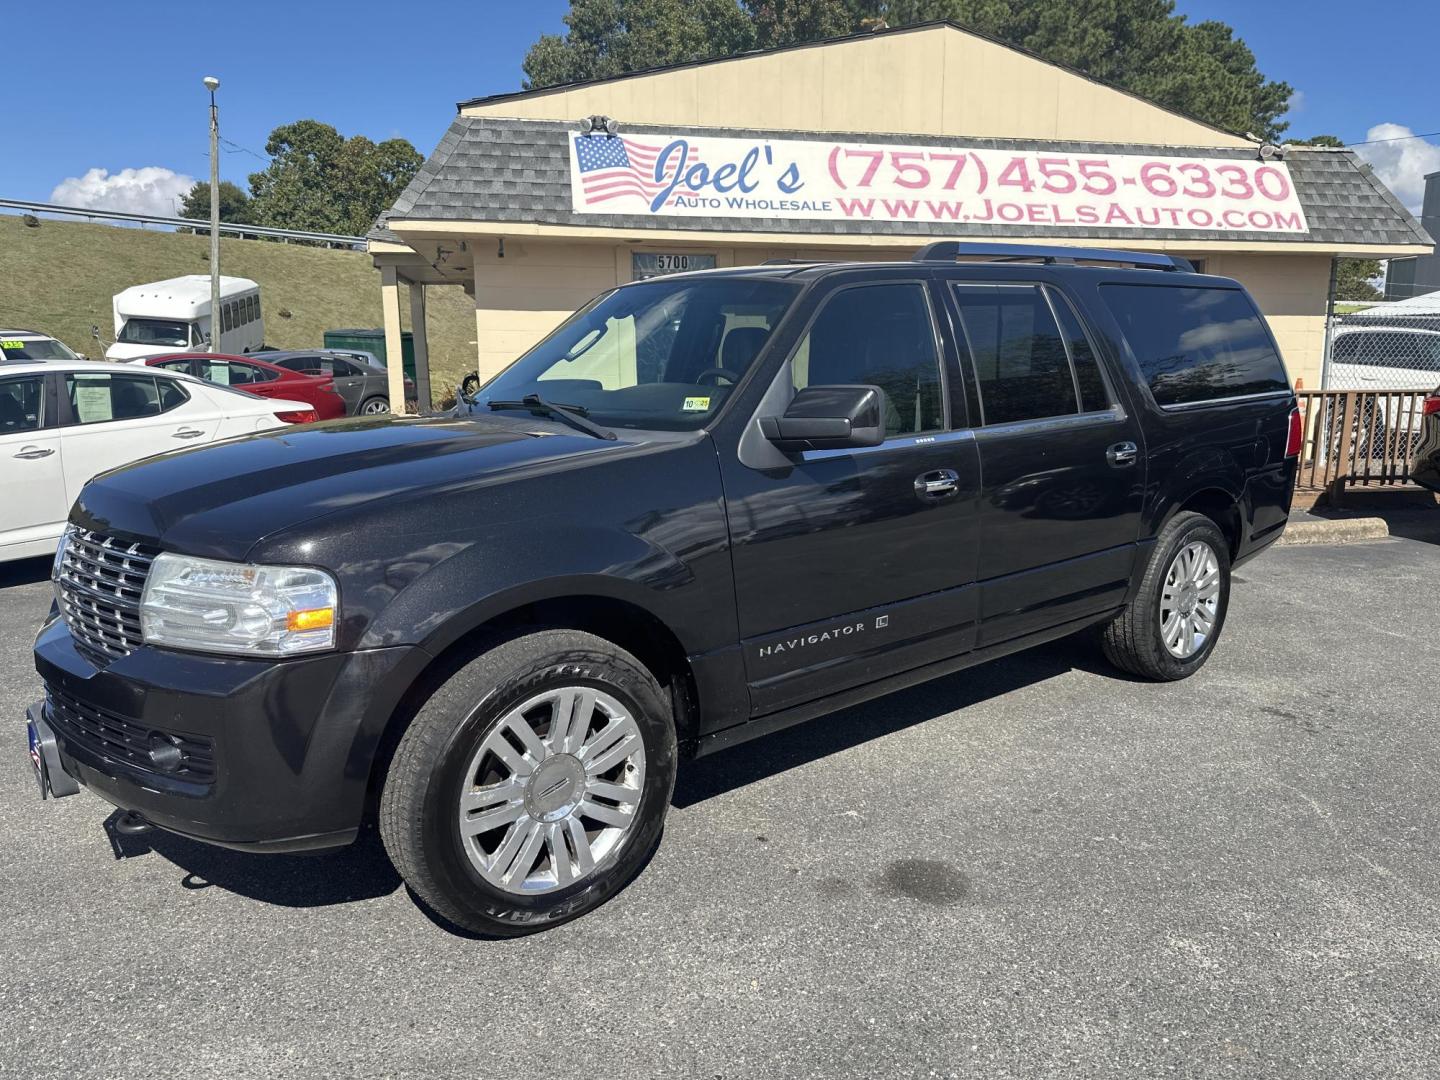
369,20 -> 1432,405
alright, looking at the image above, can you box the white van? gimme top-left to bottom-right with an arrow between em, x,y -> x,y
105,276 -> 263,361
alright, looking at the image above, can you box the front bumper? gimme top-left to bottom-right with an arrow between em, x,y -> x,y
32,617 -> 429,852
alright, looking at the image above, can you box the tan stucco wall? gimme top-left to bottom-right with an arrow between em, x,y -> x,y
463,25 -> 1249,148
467,239 -> 1328,391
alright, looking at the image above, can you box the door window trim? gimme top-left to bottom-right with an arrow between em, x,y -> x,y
775,275 -> 951,443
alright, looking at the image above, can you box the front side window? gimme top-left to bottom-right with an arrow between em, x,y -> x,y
479,278 -> 798,431
117,319 -> 192,348
1102,284 -> 1289,407
952,284 -> 1077,426
791,282 -> 944,438
0,377 -> 43,432
65,373 -> 180,424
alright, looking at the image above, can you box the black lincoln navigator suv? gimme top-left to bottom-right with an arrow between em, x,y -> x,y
28,243 -> 1300,935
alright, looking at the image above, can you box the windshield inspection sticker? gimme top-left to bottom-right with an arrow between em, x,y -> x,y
682,396 -> 711,412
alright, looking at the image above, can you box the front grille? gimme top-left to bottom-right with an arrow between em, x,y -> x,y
55,528 -> 160,660
44,682 -> 216,784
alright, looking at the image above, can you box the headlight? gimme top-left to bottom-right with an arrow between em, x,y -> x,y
140,553 -> 338,656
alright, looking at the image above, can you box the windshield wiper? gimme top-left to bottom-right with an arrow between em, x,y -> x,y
487,394 -> 617,441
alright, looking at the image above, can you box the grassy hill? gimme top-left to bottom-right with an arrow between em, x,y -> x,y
0,214 -> 478,401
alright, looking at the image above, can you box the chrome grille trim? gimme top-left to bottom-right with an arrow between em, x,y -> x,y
55,528 -> 160,660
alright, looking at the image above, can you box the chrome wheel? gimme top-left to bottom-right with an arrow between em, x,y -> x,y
457,686 -> 646,895
1159,540 -> 1221,659
361,398 -> 389,415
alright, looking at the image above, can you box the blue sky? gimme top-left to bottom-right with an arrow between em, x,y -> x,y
3,0 -> 1437,216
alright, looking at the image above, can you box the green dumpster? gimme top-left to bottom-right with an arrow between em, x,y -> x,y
323,328 -> 415,382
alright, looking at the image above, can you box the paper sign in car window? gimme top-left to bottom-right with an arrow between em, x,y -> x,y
1,340 -> 24,351
73,375 -> 114,423
682,396 -> 711,412
203,362 -> 232,386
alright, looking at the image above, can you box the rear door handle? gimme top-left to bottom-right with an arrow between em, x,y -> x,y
172,428 -> 206,440
914,468 -> 960,500
13,445 -> 54,459
1106,441 -> 1139,467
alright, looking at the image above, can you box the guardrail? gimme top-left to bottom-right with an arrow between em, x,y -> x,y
1296,388 -> 1430,495
0,198 -> 366,247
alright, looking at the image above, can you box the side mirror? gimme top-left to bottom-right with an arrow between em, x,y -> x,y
759,385 -> 886,452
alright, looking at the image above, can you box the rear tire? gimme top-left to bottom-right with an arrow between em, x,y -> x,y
359,396 -> 389,416
1102,511 -> 1231,681
379,629 -> 677,936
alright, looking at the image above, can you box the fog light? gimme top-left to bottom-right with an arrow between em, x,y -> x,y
147,733 -> 184,773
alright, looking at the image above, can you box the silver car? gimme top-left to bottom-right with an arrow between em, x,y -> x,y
261,349 -> 414,415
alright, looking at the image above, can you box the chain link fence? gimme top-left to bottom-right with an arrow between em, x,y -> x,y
1322,308 -> 1440,392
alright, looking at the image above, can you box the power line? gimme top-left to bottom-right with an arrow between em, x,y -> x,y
1347,128 -> 1440,147
219,136 -> 268,161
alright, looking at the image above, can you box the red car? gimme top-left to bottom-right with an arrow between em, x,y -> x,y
141,353 -> 347,421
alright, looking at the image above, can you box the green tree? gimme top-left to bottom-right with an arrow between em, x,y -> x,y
1335,259 -> 1382,302
524,0 -> 756,87
179,180 -> 252,223
1288,134 -> 1344,147
246,120 -> 423,236
524,0 -> 1292,138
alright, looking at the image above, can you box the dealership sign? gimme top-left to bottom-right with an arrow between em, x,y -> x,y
570,133 -> 1309,234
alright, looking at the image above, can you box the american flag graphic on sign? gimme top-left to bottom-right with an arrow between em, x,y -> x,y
573,136 -> 697,208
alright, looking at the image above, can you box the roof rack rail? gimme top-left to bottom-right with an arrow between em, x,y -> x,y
761,258 -> 825,265
912,242 -> 1193,273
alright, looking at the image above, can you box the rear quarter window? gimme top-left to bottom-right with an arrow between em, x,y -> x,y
1101,284 -> 1290,408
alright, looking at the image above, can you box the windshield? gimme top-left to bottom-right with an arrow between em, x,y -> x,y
477,277 -> 798,431
0,336 -> 78,360
117,318 -> 194,347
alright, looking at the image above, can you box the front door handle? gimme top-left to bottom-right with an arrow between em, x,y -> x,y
13,445 -> 54,459
1106,441 -> 1139,468
914,468 -> 960,500
172,428 -> 206,440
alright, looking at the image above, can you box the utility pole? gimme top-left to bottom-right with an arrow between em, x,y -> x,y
204,76 -> 221,352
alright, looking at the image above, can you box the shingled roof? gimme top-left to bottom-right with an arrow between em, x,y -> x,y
371,116 -> 1432,249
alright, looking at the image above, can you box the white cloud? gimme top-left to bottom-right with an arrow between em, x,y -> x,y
1287,89 -> 1307,114
1355,123 -> 1440,214
49,166 -> 197,218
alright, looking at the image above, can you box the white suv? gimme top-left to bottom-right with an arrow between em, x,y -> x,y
1329,325 -> 1440,390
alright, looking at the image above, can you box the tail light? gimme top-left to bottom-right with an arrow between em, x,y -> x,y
275,408 -> 318,424
1423,393 -> 1440,416
1284,405 -> 1302,458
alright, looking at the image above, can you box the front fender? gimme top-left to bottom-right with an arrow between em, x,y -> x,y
356,515 -> 730,657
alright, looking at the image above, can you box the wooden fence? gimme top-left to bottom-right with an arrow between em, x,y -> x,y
1295,388 -> 1430,495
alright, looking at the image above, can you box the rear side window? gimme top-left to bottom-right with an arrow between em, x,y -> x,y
951,284 -> 1076,426
65,373 -> 180,424
1102,285 -> 1289,407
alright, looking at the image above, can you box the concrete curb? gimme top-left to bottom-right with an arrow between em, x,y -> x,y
1277,516 -> 1390,547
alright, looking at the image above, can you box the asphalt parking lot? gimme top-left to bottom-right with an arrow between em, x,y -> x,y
3,536 -> 1439,1079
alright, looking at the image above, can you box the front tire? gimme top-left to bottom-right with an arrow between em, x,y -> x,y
379,630 -> 677,935
1102,511 -> 1231,681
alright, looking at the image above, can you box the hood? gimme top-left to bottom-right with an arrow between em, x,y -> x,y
72,414 -> 632,560
105,342 -> 185,362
